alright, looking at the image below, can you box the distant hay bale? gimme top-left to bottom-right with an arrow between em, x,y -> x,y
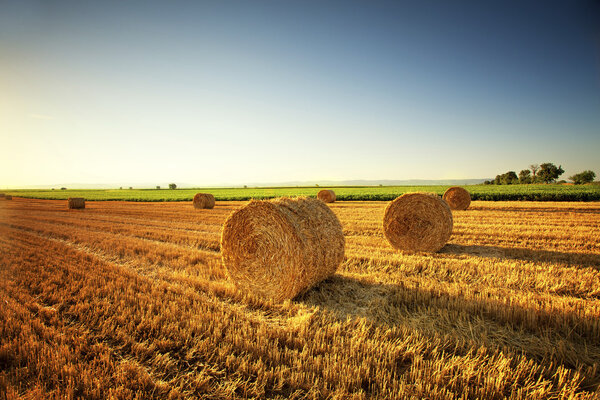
0,193 -> 4,198
67,198 -> 85,209
193,193 -> 215,209
221,197 -> 345,301
383,192 -> 453,252
317,189 -> 336,203
442,186 -> 471,210
4,195 -> 12,200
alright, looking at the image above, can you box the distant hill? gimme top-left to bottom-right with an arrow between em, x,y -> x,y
3,183 -> 154,190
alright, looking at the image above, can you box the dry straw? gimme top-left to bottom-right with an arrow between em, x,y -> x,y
193,193 -> 215,209
442,186 -> 471,210
383,192 -> 453,252
67,198 -> 85,209
317,189 -> 336,203
221,196 -> 345,301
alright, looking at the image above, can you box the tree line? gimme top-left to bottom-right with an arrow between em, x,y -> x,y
485,163 -> 596,185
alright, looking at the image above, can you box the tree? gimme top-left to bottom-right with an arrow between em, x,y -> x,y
569,170 -> 596,185
518,169 -> 531,184
156,186 -> 161,189
169,183 -> 177,190
537,163 -> 564,183
494,171 -> 518,185
529,164 -> 539,181
503,171 -> 518,185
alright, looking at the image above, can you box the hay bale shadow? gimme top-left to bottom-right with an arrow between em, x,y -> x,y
440,243 -> 600,269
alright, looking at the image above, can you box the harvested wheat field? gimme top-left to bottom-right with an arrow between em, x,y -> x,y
1,198 -> 600,399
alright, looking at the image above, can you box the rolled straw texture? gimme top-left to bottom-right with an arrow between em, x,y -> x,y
442,186 -> 471,210
67,198 -> 85,209
221,196 -> 345,301
193,193 -> 215,209
383,192 -> 452,252
317,189 -> 336,203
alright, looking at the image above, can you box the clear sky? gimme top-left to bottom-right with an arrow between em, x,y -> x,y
1,0 -> 599,187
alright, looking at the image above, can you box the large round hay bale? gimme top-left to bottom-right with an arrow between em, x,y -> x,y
317,189 -> 336,203
221,196 -> 345,301
442,186 -> 471,210
383,192 -> 453,252
193,193 -> 215,209
67,198 -> 85,209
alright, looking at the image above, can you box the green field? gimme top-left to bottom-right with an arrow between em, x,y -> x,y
3,184 -> 600,202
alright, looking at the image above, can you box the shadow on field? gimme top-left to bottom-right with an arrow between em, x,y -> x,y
297,275 -> 390,323
296,274 -> 600,389
297,275 -> 598,341
440,243 -> 600,268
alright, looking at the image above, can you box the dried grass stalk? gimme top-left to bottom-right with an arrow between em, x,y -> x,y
442,186 -> 471,210
317,189 -> 336,203
383,192 -> 453,252
67,198 -> 85,209
193,193 -> 215,209
221,196 -> 345,301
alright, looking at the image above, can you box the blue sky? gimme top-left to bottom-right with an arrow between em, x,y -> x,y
1,0 -> 599,187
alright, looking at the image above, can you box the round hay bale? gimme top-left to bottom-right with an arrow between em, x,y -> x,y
383,192 -> 453,252
193,193 -> 215,209
442,186 -> 471,210
317,189 -> 336,203
67,198 -> 85,209
221,196 -> 345,301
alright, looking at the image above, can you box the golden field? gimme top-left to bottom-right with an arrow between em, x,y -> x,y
1,198 -> 599,399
